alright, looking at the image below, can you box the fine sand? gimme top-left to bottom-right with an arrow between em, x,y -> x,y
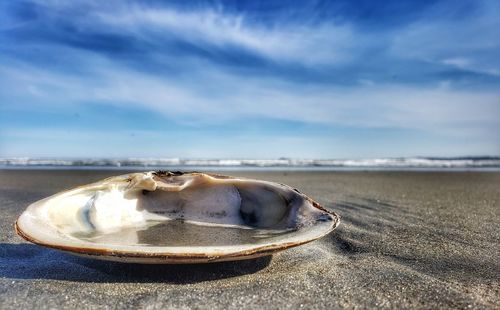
0,170 -> 499,309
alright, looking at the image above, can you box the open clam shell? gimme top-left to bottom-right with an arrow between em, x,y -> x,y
16,171 -> 339,263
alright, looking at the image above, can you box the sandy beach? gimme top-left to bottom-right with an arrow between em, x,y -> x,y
1,169 -> 499,309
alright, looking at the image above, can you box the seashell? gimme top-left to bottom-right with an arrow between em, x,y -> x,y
15,171 -> 339,263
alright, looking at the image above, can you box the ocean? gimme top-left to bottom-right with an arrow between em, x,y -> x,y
1,157 -> 499,171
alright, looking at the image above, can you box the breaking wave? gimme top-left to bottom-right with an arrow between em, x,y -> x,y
1,157 -> 499,169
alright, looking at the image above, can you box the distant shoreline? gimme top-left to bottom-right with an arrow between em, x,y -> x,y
1,166 -> 500,172
1,156 -> 499,171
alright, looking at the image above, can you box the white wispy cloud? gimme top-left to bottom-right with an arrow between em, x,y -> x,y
2,56 -> 498,135
390,0 -> 500,77
86,6 -> 358,66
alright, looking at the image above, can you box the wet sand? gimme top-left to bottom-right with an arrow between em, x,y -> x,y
1,170 -> 499,309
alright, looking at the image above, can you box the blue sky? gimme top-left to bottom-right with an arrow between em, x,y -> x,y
1,0 -> 499,158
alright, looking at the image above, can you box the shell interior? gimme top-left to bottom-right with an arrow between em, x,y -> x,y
16,172 -> 339,263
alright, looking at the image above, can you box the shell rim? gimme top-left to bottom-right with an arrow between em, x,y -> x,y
14,172 -> 340,263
